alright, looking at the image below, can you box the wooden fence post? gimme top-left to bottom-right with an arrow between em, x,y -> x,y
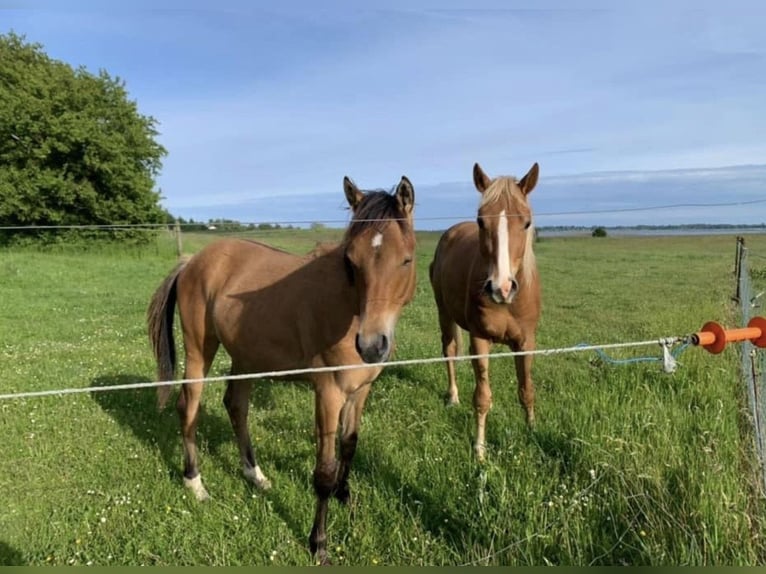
175,219 -> 183,259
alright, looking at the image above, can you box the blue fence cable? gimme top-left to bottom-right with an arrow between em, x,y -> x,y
577,341 -> 691,368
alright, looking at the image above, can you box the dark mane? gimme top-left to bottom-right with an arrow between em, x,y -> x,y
343,190 -> 409,243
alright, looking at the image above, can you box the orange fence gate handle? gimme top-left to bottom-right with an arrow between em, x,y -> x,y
692,316 -> 766,354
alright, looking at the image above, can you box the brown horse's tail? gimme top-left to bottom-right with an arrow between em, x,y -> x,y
147,261 -> 186,410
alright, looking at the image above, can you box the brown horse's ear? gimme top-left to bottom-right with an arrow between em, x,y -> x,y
519,162 -> 540,195
344,176 -> 364,210
473,163 -> 492,194
395,176 -> 415,214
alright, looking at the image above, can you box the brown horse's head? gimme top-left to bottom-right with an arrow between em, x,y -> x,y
473,162 -> 538,304
342,176 -> 416,363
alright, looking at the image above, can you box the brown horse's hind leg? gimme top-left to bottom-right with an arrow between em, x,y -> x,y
177,381 -> 209,500
309,379 -> 345,565
469,336 -> 492,461
177,332 -> 219,501
438,312 -> 461,405
335,383 -> 372,505
223,378 -> 271,490
512,333 -> 536,427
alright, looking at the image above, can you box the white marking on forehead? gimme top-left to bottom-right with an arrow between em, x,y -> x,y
495,210 -> 511,283
371,232 -> 383,249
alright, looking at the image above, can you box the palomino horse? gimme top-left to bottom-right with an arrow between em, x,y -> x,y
429,162 -> 541,461
147,176 -> 416,563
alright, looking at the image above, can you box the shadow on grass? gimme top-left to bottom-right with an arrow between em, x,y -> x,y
89,373 -> 320,558
526,427 -> 584,476
0,541 -> 24,566
349,445 -> 479,556
89,374 -> 234,480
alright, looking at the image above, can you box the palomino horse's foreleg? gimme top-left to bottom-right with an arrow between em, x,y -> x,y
223,379 -> 271,490
439,314 -> 461,405
309,382 -> 345,564
469,336 -> 492,461
177,381 -> 210,500
335,383 -> 372,505
512,333 -> 536,427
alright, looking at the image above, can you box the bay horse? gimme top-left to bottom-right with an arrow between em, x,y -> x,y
429,162 -> 541,461
147,176 -> 416,563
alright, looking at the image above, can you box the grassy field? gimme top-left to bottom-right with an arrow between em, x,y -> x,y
1,229 -> 766,566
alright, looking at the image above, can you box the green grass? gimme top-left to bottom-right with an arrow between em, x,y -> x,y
1,230 -> 766,565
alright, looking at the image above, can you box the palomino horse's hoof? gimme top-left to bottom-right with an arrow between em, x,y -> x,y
445,394 -> 460,407
474,442 -> 487,463
184,474 -> 211,501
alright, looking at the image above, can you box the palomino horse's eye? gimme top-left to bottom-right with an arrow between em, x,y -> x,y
476,217 -> 485,229
524,220 -> 532,230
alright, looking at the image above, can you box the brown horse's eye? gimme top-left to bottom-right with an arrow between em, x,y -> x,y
477,218 -> 485,229
403,256 -> 413,267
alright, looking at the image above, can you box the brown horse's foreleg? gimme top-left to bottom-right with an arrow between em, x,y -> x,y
309,381 -> 345,565
335,383 -> 372,505
470,336 -> 492,461
223,379 -> 271,490
512,333 -> 536,427
177,380 -> 209,500
439,313 -> 461,405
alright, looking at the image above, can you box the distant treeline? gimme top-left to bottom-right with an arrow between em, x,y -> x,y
176,218 -> 298,232
539,223 -> 766,232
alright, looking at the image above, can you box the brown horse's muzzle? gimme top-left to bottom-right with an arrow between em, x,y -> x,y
355,331 -> 391,363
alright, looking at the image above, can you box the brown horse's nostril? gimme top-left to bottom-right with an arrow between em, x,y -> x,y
377,334 -> 389,357
356,333 -> 390,363
510,278 -> 519,294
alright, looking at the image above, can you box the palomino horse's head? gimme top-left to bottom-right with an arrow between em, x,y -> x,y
342,176 -> 416,363
473,162 -> 539,304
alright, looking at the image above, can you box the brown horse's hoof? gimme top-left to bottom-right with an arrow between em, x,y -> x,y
311,549 -> 331,566
334,484 -> 351,505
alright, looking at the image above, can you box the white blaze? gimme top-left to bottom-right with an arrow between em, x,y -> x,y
494,210 -> 511,286
372,232 -> 383,249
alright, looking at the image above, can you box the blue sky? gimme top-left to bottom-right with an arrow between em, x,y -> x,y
4,2 -> 766,228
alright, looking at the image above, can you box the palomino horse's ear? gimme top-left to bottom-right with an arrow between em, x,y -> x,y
343,176 -> 364,210
519,162 -> 540,195
473,163 -> 492,194
395,176 -> 415,215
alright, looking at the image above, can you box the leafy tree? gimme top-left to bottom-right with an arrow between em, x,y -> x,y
591,226 -> 608,237
0,32 -> 168,242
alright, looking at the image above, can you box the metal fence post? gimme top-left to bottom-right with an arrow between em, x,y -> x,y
734,236 -> 745,303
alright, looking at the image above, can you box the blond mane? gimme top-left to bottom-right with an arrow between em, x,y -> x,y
478,176 -> 518,208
